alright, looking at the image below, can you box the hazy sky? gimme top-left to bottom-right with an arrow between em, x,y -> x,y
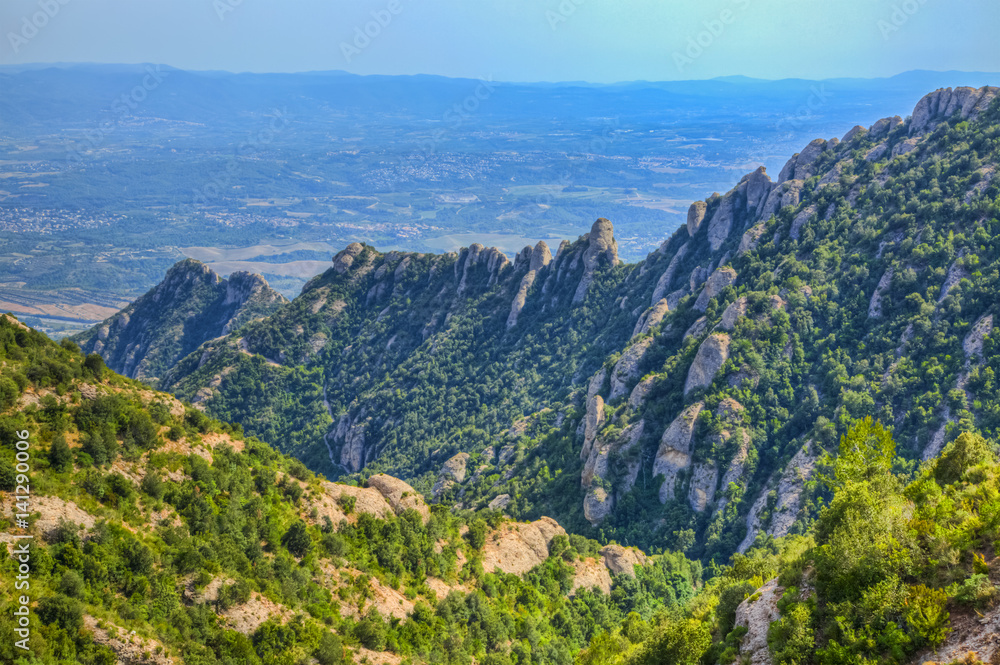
2,0 -> 997,82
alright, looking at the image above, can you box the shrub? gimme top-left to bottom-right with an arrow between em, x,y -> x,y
281,520 -> 312,558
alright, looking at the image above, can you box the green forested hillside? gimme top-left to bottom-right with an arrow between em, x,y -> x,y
0,314 -> 703,664
84,87 -> 1000,568
5,314 -> 1000,664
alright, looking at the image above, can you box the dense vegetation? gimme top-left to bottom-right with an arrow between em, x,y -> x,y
5,315 -> 1000,663
0,315 -> 703,665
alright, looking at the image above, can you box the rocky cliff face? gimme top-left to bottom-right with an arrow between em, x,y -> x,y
74,259 -> 286,384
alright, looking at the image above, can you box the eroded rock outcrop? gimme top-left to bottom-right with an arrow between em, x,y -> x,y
654,402 -> 704,503
368,474 -> 431,523
609,337 -> 654,401
333,243 -> 365,274
707,195 -> 736,251
735,579 -> 783,665
687,201 -> 707,236
910,86 -> 1000,136
432,452 -> 470,500
694,266 -> 737,312
573,218 -> 619,304
582,422 -> 645,525
632,299 -> 670,338
869,268 -> 894,318
651,244 -> 688,304
684,334 -> 731,395
482,517 -> 567,575
507,241 -> 552,328
580,394 -> 606,462
600,544 -> 648,577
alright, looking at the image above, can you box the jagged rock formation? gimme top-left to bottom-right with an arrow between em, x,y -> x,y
910,86 -> 999,136
74,259 -> 286,384
89,86 -> 1000,559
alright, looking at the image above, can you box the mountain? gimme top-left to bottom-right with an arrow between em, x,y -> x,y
86,86 -> 1000,562
0,312 -> 687,665
71,259 -> 286,385
6,312 -> 1000,664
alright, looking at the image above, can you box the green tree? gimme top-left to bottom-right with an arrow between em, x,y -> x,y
48,434 -> 73,472
281,520 -> 312,558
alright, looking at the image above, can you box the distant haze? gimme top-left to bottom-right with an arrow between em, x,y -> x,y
1,0 -> 997,82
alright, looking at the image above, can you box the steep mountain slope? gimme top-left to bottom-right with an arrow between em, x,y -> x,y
91,86 -> 1000,564
72,260 -> 286,384
0,313 -> 692,665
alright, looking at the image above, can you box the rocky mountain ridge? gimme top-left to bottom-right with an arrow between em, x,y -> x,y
84,86 -> 1000,564
73,259 -> 286,384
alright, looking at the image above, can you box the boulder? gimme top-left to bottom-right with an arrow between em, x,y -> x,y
583,487 -> 613,526
432,453 -> 470,499
488,494 -> 512,511
720,296 -> 749,331
628,375 -> 657,409
841,125 -> 867,143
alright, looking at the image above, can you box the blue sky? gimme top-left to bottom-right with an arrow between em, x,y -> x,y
2,0 -> 997,82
